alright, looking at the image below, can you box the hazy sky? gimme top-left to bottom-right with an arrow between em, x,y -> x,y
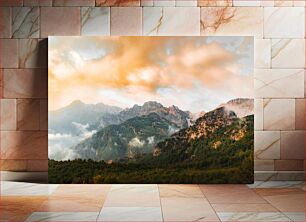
48,36 -> 253,113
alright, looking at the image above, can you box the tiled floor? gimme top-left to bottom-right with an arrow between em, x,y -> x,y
0,181 -> 305,222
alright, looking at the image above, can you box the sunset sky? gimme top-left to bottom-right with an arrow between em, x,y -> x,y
48,36 -> 253,113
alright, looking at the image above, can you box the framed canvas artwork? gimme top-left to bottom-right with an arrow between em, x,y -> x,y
48,36 -> 254,184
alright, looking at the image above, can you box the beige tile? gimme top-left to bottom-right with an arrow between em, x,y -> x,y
200,185 -> 266,204
263,99 -> 295,130
295,99 -> 305,130
161,197 -> 219,221
0,131 -> 47,159
254,39 -> 271,68
141,0 -> 153,6
40,99 -> 48,130
53,0 -> 95,6
198,0 -> 232,6
103,184 -> 160,207
143,7 -> 200,36
154,0 -> 175,6
96,0 -> 140,6
0,69 -> 3,98
254,160 -> 275,171
293,0 -> 305,6
217,212 -> 291,221
0,7 -> 11,38
23,0 -> 52,6
255,69 -> 304,98
110,7 -> 142,35
81,7 -> 110,36
12,7 -> 39,38
200,7 -> 263,37
176,0 -> 197,6
0,159 -> 27,171
233,0 -> 260,6
27,159 -> 48,172
0,99 -> 16,130
17,99 -> 40,130
0,39 -> 18,68
159,184 -> 204,198
274,0 -> 293,6
261,0 -> 274,6
212,203 -> 278,212
264,7 -> 305,38
41,7 -> 80,38
254,99 -> 263,130
3,69 -> 47,99
19,39 -> 47,68
275,160 -> 304,171
280,131 -> 304,160
271,39 -> 305,68
304,70 -> 306,98
255,131 -> 280,160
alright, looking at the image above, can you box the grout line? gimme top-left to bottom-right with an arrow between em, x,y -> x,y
157,184 -> 165,222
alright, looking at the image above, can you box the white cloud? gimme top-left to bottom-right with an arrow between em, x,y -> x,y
128,137 -> 145,148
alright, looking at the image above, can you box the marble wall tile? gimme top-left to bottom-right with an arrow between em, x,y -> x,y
275,160 -> 304,171
0,160 -> 27,171
255,69 -> 304,98
23,0 -> 52,6
198,0 -> 232,6
110,7 -> 142,35
200,7 -> 263,37
96,0 -> 140,6
260,0 -> 274,6
212,203 -> 278,212
254,160 -> 275,171
295,99 -> 305,130
41,7 -> 80,38
12,7 -> 39,38
305,70 -> 306,98
19,39 -> 47,68
0,69 -> 3,98
26,212 -> 99,222
0,7 -> 11,38
154,0 -> 175,6
0,131 -> 48,159
39,99 -> 47,130
254,39 -> 271,68
0,99 -> 16,131
27,160 -> 48,171
280,131 -> 304,159
143,7 -> 200,36
264,7 -> 305,38
293,0 -> 305,6
0,0 -> 22,6
141,0 -> 153,6
176,0 -> 197,6
81,7 -> 110,36
159,184 -> 204,198
254,99 -> 263,130
263,99 -> 295,130
233,0 -> 261,6
53,0 -> 95,6
17,99 -> 40,130
271,39 -> 305,68
255,131 -> 280,160
0,39 -> 18,68
274,0 -> 293,6
217,212 -> 291,222
3,69 -> 47,99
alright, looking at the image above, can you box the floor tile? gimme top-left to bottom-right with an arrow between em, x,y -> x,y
217,212 -> 291,221
200,185 -> 266,204
161,197 -> 219,221
98,207 -> 163,221
159,184 -> 203,198
0,196 -> 47,221
212,203 -> 278,212
247,181 -> 304,189
1,181 -> 58,196
283,212 -> 305,221
25,212 -> 99,221
103,184 -> 160,207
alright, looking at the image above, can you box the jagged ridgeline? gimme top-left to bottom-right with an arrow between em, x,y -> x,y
49,99 -> 254,184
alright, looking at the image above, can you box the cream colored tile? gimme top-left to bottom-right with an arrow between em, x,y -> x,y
233,0 -> 260,6
255,99 -> 263,130
254,160 -> 275,171
264,7 -> 305,38
274,0 -> 293,6
154,0 -> 175,6
293,0 -> 305,6
272,39 -> 305,68
143,7 -> 200,36
159,184 -> 204,198
261,0 -> 274,6
212,203 -> 278,212
295,99 -> 305,130
218,212 -> 291,222
81,7 -> 110,36
280,131 -> 304,159
254,39 -> 271,68
198,0 -> 232,6
255,131 -> 280,160
263,99 -> 295,130
176,0 -> 197,6
141,0 -> 153,6
255,69 -> 304,98
200,7 -> 263,37
0,99 -> 16,130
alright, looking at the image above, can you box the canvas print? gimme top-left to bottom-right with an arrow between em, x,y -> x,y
48,36 -> 254,184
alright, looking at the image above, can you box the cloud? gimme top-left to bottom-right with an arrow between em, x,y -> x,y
147,136 -> 155,145
128,137 -> 145,148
